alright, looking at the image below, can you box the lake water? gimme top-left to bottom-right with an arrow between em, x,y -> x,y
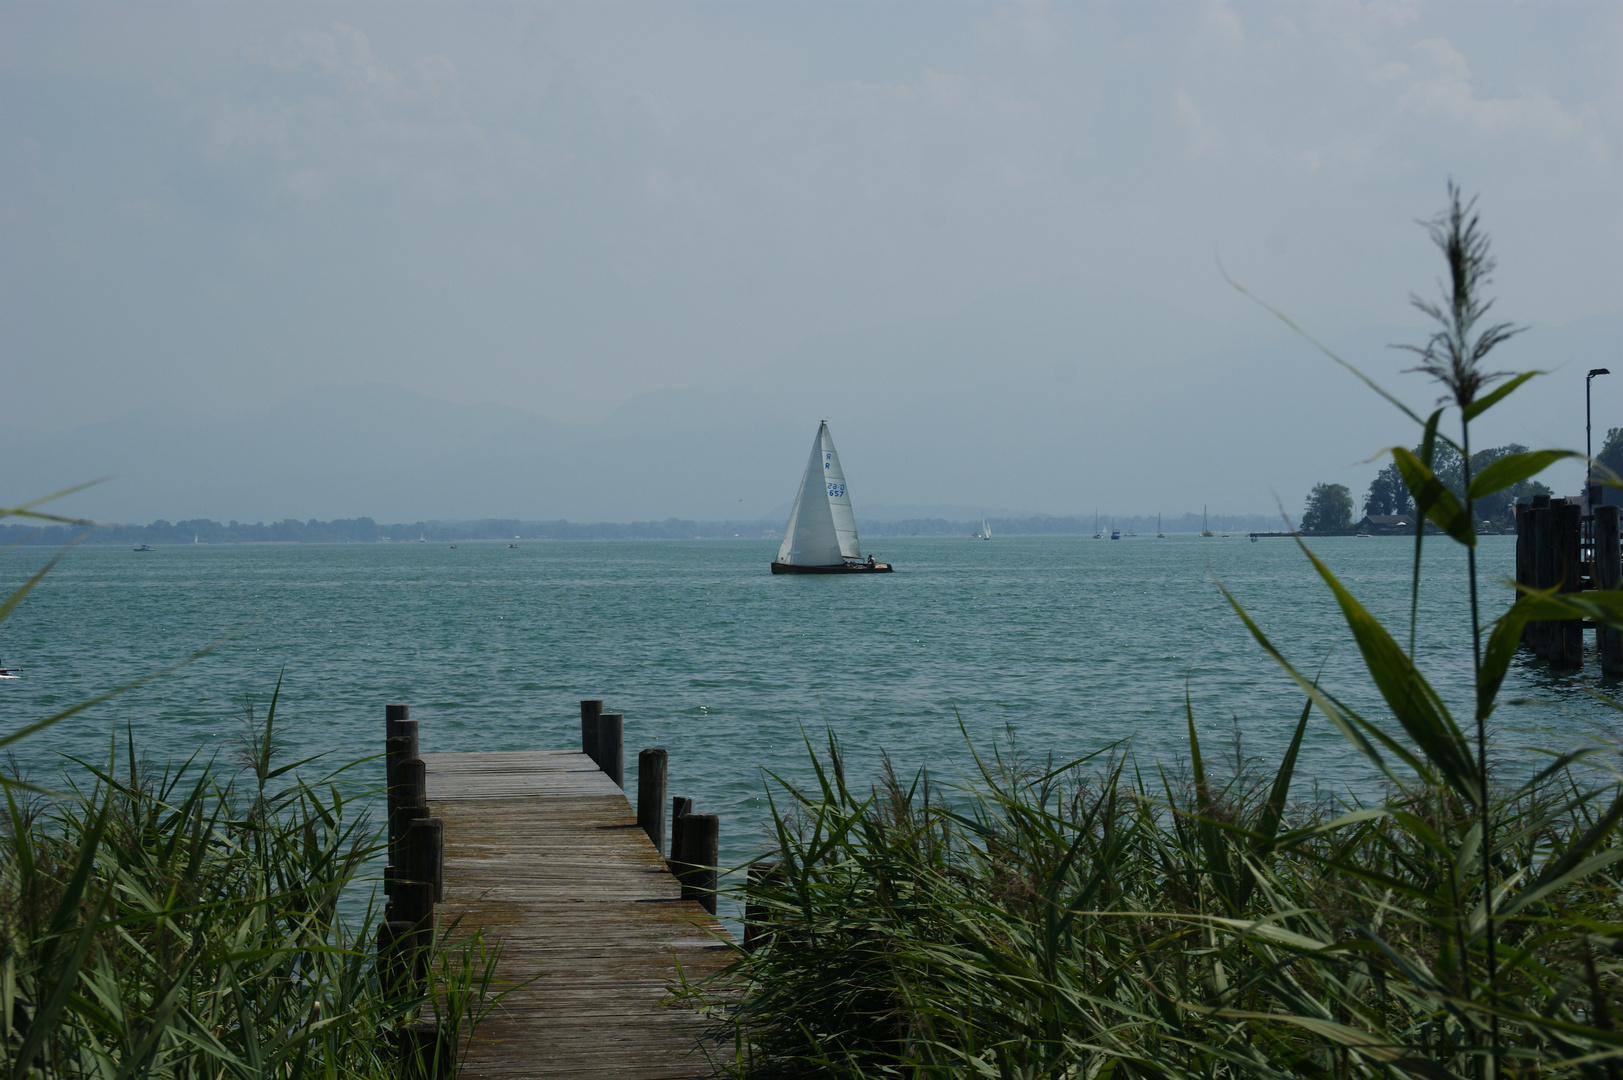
3,534 -> 1619,894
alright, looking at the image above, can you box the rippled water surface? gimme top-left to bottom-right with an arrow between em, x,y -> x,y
4,535 -> 1619,878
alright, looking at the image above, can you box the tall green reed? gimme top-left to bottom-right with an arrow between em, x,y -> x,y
687,185 -> 1623,1080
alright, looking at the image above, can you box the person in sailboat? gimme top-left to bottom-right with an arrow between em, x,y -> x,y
867,554 -> 875,568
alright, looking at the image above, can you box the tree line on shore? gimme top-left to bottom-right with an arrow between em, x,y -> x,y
1302,439 -> 1556,534
0,510 -> 1285,546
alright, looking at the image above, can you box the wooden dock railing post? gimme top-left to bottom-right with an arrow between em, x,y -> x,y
379,704 -> 440,1035
597,713 -> 624,788
1516,502 -> 1533,644
405,817 -> 445,903
580,699 -> 603,766
669,796 -> 692,869
1559,501 -> 1585,667
1599,506 -> 1623,677
744,861 -> 779,952
1532,495 -> 1555,659
677,813 -> 719,915
385,706 -> 419,896
638,749 -> 667,855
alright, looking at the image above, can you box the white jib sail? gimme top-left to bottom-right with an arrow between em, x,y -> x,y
821,425 -> 862,559
777,422 -> 862,565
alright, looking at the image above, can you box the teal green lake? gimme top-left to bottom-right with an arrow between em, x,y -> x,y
3,535 -> 1619,885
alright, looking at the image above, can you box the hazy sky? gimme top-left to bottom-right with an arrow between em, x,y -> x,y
3,1 -> 1620,521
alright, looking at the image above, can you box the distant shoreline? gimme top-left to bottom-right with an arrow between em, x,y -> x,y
0,511 -> 1372,546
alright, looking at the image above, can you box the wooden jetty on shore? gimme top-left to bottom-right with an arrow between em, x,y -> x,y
380,702 -> 735,1079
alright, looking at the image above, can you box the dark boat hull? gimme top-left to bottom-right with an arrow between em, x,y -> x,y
771,561 -> 893,575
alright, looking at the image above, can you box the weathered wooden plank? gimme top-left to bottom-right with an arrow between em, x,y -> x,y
423,750 -> 732,1080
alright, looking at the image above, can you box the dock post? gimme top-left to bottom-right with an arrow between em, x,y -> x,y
385,722 -> 419,896
386,703 -> 413,739
744,861 -> 779,952
1559,501 -> 1585,667
597,713 -> 624,788
1516,502 -> 1532,643
1532,495 -> 1555,659
678,813 -> 719,915
670,796 -> 692,868
385,726 -> 419,841
580,699 -> 603,766
1600,506 -> 1623,677
376,918 -> 416,1001
405,817 -> 445,903
637,749 -> 667,855
396,1022 -> 454,1080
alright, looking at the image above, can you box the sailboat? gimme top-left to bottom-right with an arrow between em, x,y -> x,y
1201,506 -> 1215,538
976,516 -> 992,540
771,422 -> 892,574
1157,513 -> 1165,538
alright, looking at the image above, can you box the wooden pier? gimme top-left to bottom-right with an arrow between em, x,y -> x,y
382,704 -> 735,1080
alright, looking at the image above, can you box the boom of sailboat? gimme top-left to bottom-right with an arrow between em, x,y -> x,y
771,422 -> 893,575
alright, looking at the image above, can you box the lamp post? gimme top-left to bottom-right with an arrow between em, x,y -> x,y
1589,368 -> 1611,510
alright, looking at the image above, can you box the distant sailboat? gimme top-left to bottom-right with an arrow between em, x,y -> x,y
976,516 -> 992,540
1201,506 -> 1215,538
1157,513 -> 1165,538
771,422 -> 892,574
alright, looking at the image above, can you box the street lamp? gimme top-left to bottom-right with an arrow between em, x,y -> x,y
1589,368 -> 1611,509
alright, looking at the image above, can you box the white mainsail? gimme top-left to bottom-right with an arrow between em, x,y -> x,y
777,422 -> 863,565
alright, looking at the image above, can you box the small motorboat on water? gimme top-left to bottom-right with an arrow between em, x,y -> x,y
770,422 -> 893,574
134,544 -> 154,552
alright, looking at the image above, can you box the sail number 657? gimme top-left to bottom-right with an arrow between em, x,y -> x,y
827,483 -> 845,499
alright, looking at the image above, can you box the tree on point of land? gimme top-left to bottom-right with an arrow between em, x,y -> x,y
1365,461 -> 1415,517
1301,482 -> 1354,533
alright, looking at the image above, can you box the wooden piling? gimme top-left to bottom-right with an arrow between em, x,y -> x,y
375,918 -> 416,1000
637,749 -> 667,855
1532,496 -> 1555,658
392,803 -> 431,869
1559,501 -> 1585,667
670,796 -> 692,867
597,713 -> 624,788
395,1021 -> 454,1080
396,1021 -> 454,1080
677,813 -> 719,915
385,721 -> 420,897
386,732 -> 419,836
1599,506 -> 1623,677
1516,501 -> 1533,645
404,817 -> 445,903
744,861 -> 779,952
580,699 -> 603,766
